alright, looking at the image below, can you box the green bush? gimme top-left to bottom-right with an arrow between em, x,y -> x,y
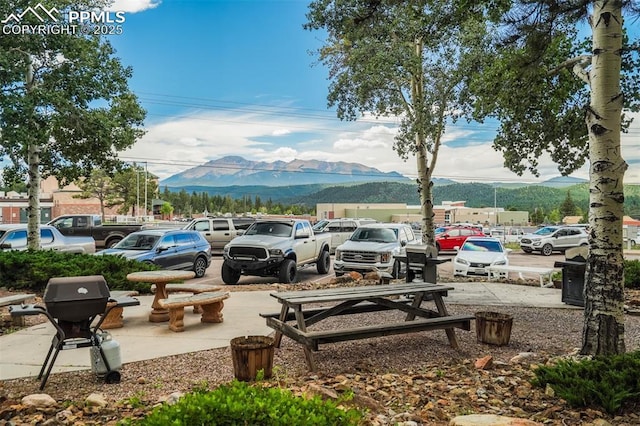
119,380 -> 364,426
625,259 -> 640,289
532,351 -> 640,414
0,250 -> 159,293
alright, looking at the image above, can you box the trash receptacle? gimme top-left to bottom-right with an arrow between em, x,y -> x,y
555,247 -> 587,307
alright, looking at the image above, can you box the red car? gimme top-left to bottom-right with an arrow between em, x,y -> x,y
435,226 -> 486,253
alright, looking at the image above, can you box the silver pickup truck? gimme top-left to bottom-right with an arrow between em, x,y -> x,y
221,219 -> 331,284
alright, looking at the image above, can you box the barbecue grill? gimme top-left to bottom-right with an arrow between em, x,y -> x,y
404,244 -> 449,283
9,275 -> 140,390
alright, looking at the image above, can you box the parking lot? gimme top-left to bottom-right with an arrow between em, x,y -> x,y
191,249 -> 640,287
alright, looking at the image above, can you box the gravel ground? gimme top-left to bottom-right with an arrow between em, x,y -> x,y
2,279 -> 639,425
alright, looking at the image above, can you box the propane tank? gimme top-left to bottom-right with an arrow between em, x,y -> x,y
90,331 -> 122,375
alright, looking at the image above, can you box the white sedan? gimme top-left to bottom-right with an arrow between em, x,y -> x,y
453,237 -> 510,277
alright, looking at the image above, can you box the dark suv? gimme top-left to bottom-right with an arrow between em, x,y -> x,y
96,229 -> 212,277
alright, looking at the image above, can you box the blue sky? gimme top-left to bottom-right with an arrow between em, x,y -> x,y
29,0 -> 640,183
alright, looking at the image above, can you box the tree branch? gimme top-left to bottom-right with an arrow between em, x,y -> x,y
548,54 -> 591,84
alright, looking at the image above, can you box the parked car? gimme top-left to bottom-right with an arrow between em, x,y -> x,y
519,226 -> 589,256
488,227 -> 526,244
312,218 -> 377,253
453,237 -> 511,277
48,214 -> 143,248
95,229 -> 211,278
183,217 -> 254,253
333,223 -> 421,278
222,219 -> 331,284
0,224 -> 96,253
435,226 -> 486,253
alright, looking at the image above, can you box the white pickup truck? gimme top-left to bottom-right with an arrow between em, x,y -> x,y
221,218 -> 331,284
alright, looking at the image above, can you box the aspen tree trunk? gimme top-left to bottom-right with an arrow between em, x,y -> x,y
581,0 -> 627,355
26,56 -> 41,250
412,38 -> 436,247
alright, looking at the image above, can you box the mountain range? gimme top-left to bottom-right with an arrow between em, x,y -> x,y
160,156 -> 409,187
160,155 -> 587,189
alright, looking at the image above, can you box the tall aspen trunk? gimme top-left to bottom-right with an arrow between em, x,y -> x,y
26,56 -> 41,250
412,37 -> 436,247
581,0 -> 627,355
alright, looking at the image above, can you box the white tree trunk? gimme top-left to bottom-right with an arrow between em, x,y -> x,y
26,56 -> 41,250
581,0 -> 627,355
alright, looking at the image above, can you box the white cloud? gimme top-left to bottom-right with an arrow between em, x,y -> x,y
107,0 -> 160,13
123,108 -> 639,185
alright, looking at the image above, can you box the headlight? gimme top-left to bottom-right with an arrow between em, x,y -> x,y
335,250 -> 342,261
379,252 -> 391,263
456,258 -> 469,265
269,249 -> 283,257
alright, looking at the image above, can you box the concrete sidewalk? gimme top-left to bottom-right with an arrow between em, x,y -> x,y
0,282 -> 577,381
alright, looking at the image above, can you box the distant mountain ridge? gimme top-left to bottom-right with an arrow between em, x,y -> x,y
160,156 -> 409,187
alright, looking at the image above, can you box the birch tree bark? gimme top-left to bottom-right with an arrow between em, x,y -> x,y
581,0 -> 627,355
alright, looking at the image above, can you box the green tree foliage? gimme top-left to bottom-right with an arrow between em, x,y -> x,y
304,0 -> 499,245
0,0 -> 146,248
74,169 -> 112,221
560,190 -> 578,218
470,1 -> 640,355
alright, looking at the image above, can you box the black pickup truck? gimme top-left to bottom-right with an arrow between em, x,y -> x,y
48,214 -> 143,249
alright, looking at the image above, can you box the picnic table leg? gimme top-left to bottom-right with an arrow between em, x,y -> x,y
293,306 -> 316,371
405,292 -> 426,321
432,293 -> 460,350
273,304 -> 289,348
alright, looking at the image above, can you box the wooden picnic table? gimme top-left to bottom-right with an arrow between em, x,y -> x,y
261,282 -> 474,371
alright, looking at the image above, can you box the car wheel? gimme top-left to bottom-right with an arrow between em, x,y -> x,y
193,256 -> 208,278
106,237 -> 121,248
279,259 -> 297,283
221,262 -> 241,285
316,250 -> 330,274
541,244 -> 553,256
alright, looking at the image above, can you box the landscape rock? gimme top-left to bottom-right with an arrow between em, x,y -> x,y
21,393 -> 57,408
450,414 -> 542,425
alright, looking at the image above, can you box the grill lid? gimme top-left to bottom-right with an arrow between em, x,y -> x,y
44,275 -> 110,321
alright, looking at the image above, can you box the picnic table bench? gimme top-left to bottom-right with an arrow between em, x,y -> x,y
487,265 -> 558,288
261,282 -> 474,371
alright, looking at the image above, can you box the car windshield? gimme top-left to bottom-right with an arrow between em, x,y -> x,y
534,227 -> 557,236
350,227 -> 397,243
115,234 -> 161,250
461,240 -> 503,252
245,222 -> 293,237
312,220 -> 329,231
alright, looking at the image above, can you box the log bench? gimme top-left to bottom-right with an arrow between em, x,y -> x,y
101,290 -> 140,329
151,283 -> 222,314
0,294 -> 36,327
157,291 -> 230,332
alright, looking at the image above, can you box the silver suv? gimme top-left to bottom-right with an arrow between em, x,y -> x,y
519,226 -> 589,256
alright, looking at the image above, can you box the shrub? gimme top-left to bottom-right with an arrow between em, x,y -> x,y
625,259 -> 640,289
0,250 -> 159,293
532,351 -> 640,414
119,380 -> 364,426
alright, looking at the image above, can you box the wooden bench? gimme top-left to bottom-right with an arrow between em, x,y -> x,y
487,265 -> 558,287
151,283 -> 222,313
101,290 -> 140,329
1,294 -> 36,327
265,314 -> 474,351
157,291 -> 230,332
